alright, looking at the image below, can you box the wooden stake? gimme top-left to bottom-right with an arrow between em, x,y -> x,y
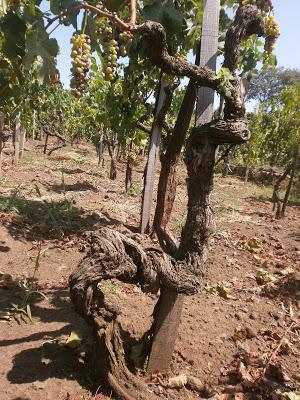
14,115 -> 21,165
196,0 -> 220,127
147,290 -> 184,373
140,79 -> 167,234
0,112 -> 4,170
19,127 -> 26,160
32,110 -> 36,141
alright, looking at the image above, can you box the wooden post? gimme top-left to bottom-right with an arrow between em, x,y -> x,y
140,79 -> 167,234
0,112 -> 4,170
98,133 -> 105,167
14,115 -> 21,165
196,0 -> 220,127
19,127 -> 26,160
147,0 -> 220,374
147,291 -> 184,373
32,110 -> 36,141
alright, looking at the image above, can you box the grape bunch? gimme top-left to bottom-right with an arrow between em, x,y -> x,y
70,33 -> 91,97
96,19 -> 133,82
264,15 -> 280,56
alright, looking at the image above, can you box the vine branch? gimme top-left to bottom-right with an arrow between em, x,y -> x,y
129,0 -> 137,25
45,3 -> 129,30
44,3 -> 264,119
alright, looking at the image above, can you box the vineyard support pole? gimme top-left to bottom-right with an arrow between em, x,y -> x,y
0,112 -> 4,170
32,110 -> 36,141
19,127 -> 26,160
14,115 -> 21,165
140,79 -> 167,234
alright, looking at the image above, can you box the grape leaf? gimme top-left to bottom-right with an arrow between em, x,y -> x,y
143,0 -> 182,31
23,26 -> 59,83
0,12 -> 26,58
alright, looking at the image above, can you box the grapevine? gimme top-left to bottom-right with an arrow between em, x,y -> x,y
70,33 -> 91,97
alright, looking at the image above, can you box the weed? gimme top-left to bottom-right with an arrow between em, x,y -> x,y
34,180 -> 81,238
123,183 -> 141,198
172,214 -> 186,234
0,184 -> 23,212
10,245 -> 48,322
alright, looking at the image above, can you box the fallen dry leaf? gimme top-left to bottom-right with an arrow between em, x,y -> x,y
256,269 -> 277,284
65,330 -> 82,349
245,238 -> 262,253
167,374 -> 188,388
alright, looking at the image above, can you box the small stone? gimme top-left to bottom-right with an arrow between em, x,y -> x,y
186,376 -> 204,392
246,326 -> 257,339
249,312 -> 257,320
270,312 -> 280,320
177,348 -> 187,360
235,312 -> 243,321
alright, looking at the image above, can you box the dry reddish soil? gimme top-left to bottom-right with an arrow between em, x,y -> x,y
0,141 -> 299,400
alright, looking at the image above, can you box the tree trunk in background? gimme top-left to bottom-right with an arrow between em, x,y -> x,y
125,141 -> 133,192
147,0 -> 220,373
140,79 -> 167,234
14,115 -> 21,165
281,144 -> 299,218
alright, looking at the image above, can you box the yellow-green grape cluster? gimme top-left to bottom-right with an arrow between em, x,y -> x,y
70,33 -> 91,97
118,31 -> 133,57
96,22 -> 117,81
239,0 -> 273,12
96,19 -> 133,82
264,15 -> 280,55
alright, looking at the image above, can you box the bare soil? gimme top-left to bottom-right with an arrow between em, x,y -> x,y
0,141 -> 299,400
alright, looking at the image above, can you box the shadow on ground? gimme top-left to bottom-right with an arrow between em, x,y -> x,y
47,181 -> 98,194
0,288 -> 95,391
1,285 -> 143,397
0,196 -> 99,241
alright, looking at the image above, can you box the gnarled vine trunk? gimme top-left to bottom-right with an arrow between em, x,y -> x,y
107,132 -> 118,180
152,79 -> 197,254
273,144 -> 299,219
69,4 -> 265,400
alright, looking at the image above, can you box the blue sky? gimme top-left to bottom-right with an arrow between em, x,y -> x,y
50,1 -> 300,87
272,0 -> 300,69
